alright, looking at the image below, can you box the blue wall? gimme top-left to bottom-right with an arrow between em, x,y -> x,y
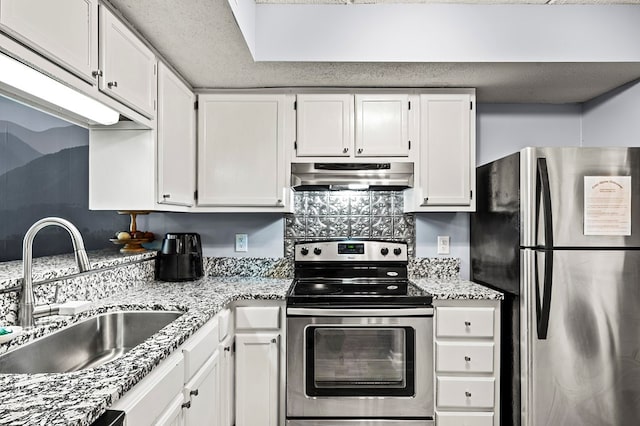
0,95 -> 127,261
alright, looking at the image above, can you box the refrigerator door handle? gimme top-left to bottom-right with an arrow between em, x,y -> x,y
535,249 -> 553,340
536,158 -> 554,249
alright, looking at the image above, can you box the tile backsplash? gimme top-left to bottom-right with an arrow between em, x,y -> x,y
285,191 -> 415,257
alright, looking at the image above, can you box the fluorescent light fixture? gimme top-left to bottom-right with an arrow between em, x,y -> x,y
0,52 -> 119,125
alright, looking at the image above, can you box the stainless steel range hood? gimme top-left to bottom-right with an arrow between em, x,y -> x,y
291,162 -> 414,191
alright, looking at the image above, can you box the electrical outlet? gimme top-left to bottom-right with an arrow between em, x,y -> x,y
235,234 -> 248,252
437,235 -> 450,255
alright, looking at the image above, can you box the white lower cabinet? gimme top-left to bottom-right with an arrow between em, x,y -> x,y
234,302 -> 284,426
108,303 -> 284,426
183,351 -> 220,425
180,315 -> 221,426
155,394 -> 185,426
434,300 -> 501,426
219,334 -> 235,426
110,350 -> 184,426
235,333 -> 280,426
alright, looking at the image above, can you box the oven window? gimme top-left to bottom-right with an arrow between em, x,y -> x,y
305,326 -> 415,397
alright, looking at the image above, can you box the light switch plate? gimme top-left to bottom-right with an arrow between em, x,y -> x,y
235,234 -> 248,252
437,235 -> 450,255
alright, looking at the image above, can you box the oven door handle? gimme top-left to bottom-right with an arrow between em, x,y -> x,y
286,307 -> 434,317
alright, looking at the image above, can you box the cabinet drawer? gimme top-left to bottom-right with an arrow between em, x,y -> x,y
182,317 -> 218,381
437,412 -> 494,426
436,307 -> 494,338
235,306 -> 280,330
436,341 -> 494,373
437,377 -> 495,409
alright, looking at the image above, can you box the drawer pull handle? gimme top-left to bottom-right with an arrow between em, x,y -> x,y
464,321 -> 471,327
182,401 -> 191,409
107,81 -> 118,88
464,356 -> 471,362
190,389 -> 199,397
465,391 -> 472,398
224,346 -> 231,352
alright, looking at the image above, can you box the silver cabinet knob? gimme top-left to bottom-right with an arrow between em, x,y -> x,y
92,70 -> 103,77
343,147 -> 348,153
224,346 -> 231,352
357,148 -> 363,154
190,389 -> 199,397
107,81 -> 118,88
464,356 -> 471,362
271,338 -> 277,344
182,401 -> 191,409
162,194 -> 171,199
465,391 -> 472,398
464,321 -> 471,327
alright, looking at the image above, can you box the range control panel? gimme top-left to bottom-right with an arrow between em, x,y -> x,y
294,240 -> 408,262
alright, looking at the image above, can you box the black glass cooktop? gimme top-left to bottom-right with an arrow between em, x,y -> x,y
286,278 -> 432,307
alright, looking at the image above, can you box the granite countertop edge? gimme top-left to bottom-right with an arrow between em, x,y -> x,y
0,275 -> 502,425
0,250 -> 155,291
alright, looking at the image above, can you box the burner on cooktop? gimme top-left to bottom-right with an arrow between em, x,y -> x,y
295,282 -> 344,295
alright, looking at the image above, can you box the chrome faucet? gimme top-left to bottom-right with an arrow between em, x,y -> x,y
19,217 -> 91,328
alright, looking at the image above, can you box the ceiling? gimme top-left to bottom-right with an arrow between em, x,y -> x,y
106,0 -> 640,103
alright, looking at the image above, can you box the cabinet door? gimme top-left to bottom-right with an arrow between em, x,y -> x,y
111,352 -> 184,426
184,351 -> 220,426
296,94 -> 353,157
355,94 -> 409,157
220,335 -> 235,426
0,0 -> 98,83
197,94 -> 286,207
154,393 -> 184,426
99,6 -> 156,118
235,333 -> 279,426
419,94 -> 472,206
157,62 -> 196,207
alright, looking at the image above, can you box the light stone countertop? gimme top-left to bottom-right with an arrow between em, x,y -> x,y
0,249 -> 155,291
0,261 -> 502,425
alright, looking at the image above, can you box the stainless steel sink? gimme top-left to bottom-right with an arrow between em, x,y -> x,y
0,310 -> 183,374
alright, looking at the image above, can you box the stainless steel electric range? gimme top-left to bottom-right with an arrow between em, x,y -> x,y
286,240 -> 435,426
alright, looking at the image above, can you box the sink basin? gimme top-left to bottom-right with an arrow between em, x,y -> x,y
0,310 -> 183,374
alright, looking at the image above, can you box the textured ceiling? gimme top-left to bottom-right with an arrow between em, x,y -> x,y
106,0 -> 640,103
257,0 -> 640,3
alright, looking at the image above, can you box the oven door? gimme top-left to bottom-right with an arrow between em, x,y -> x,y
287,308 -> 434,419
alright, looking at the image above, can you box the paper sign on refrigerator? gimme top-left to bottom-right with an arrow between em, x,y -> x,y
584,176 -> 631,236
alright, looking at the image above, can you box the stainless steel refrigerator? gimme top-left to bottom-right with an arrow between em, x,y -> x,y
471,147 -> 640,426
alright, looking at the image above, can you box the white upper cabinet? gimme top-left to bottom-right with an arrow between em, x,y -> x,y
157,62 -> 196,207
296,94 -> 353,157
197,94 -> 288,209
99,6 -> 156,118
294,93 -> 411,159
355,94 -> 410,157
0,0 -> 98,84
406,92 -> 476,212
